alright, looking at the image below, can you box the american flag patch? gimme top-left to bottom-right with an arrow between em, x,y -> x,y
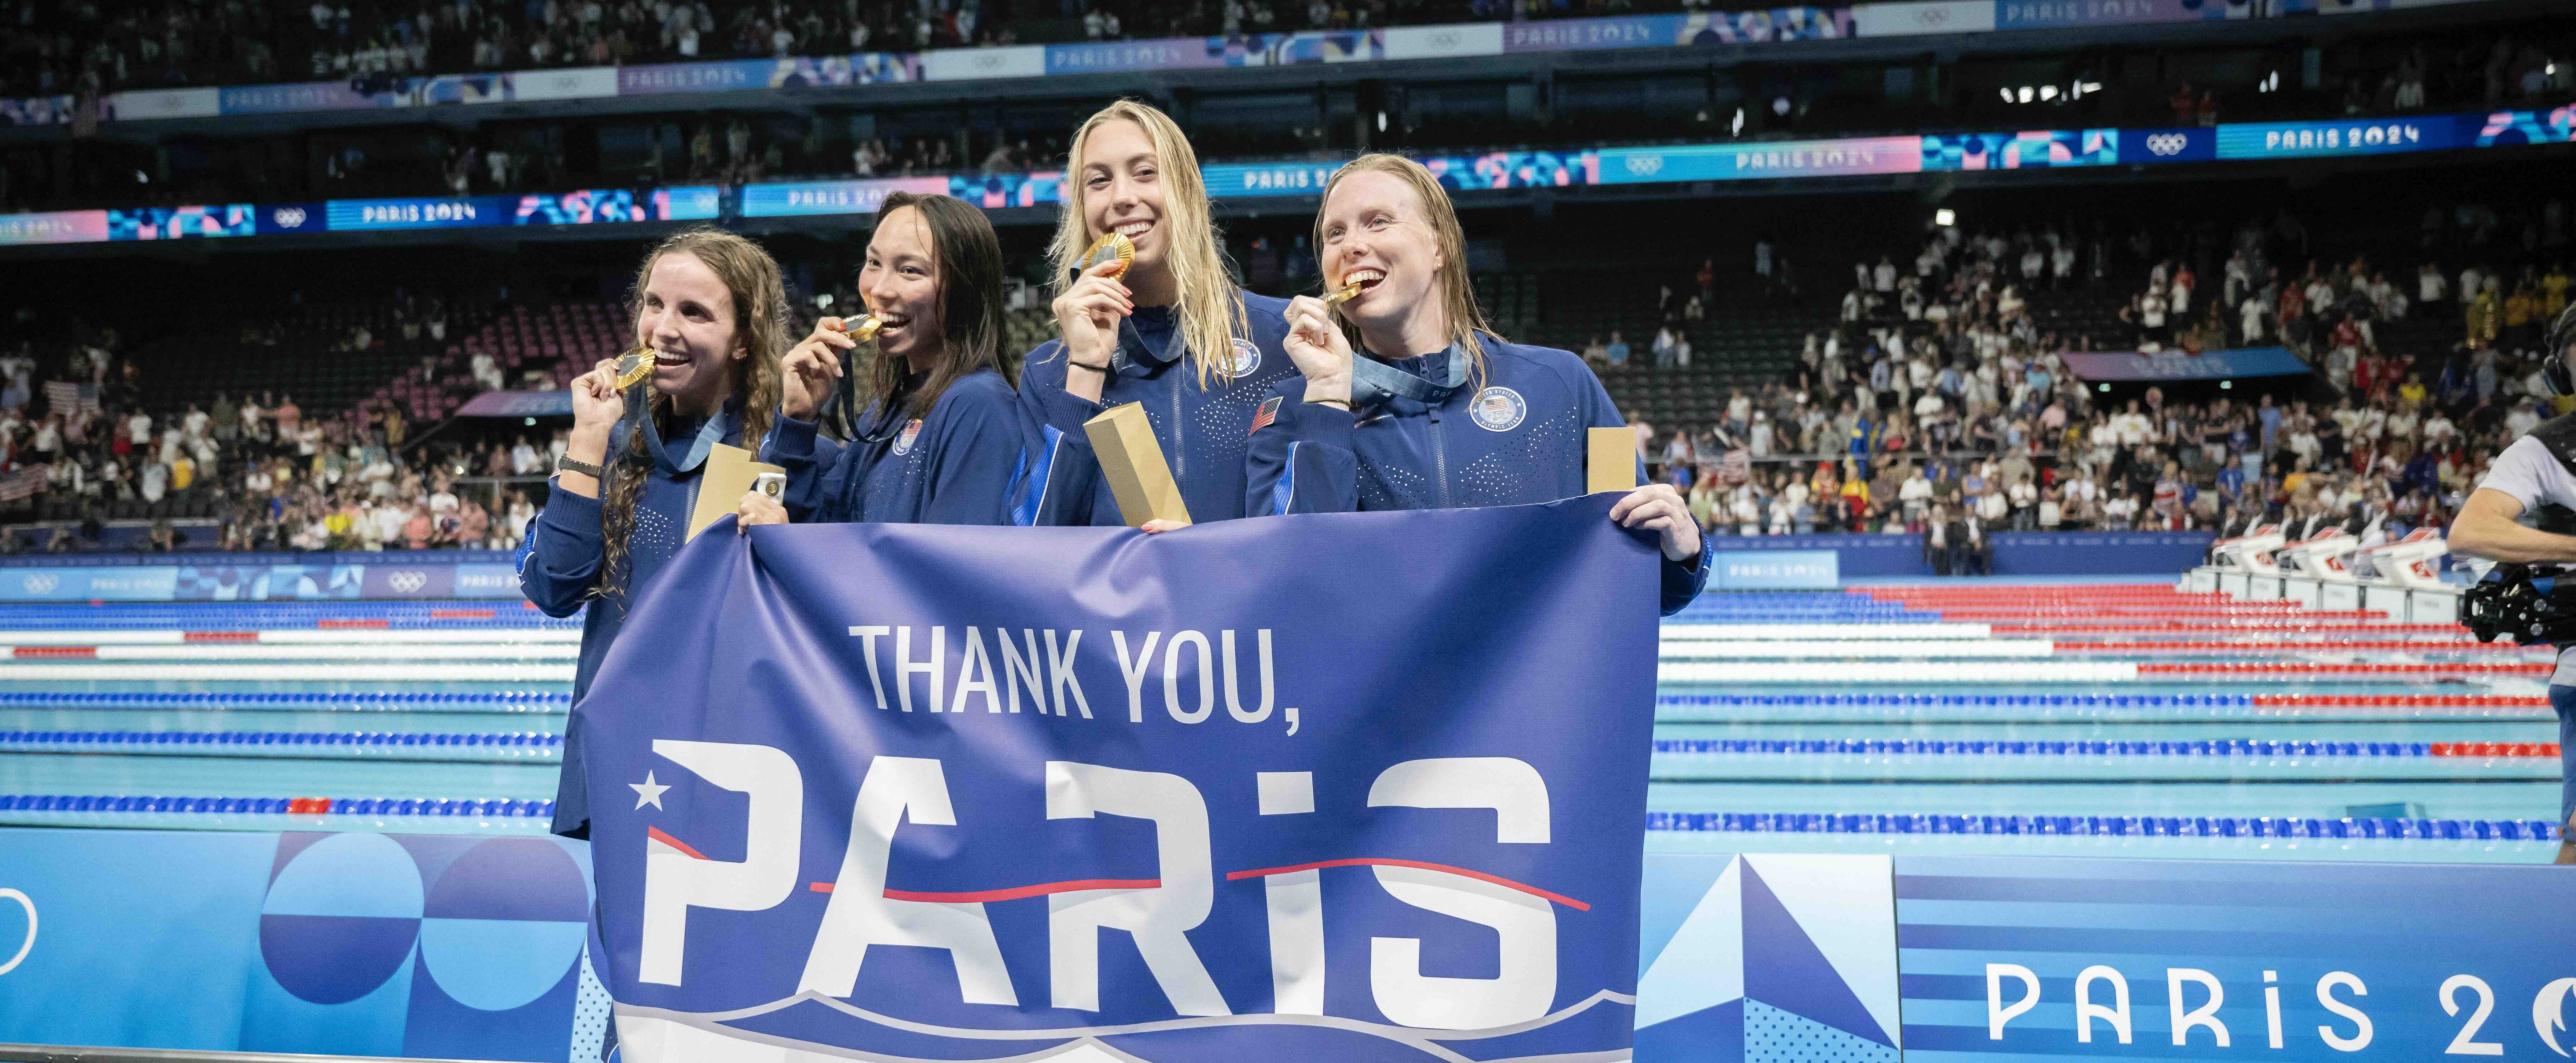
1248,395 -> 1282,435
0,467 -> 46,502
1719,448 -> 1750,484
42,381 -> 98,414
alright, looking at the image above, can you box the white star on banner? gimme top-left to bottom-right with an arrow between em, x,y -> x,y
631,771 -> 670,810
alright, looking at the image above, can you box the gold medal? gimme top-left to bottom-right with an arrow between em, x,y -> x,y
836,315 -> 884,343
612,347 -> 654,389
1081,230 -> 1135,279
1322,280 -> 1365,307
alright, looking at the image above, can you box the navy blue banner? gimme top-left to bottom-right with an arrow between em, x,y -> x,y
579,499 -> 1661,1061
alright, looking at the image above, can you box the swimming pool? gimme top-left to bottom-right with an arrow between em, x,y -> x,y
0,582 -> 2560,862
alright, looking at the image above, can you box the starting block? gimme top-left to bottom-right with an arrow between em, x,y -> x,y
2212,524 -> 2286,573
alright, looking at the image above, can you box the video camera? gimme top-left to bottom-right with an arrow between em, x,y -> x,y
2461,562 -> 2576,645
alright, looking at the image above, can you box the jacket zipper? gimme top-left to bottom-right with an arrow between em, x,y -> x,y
1430,404 -> 1449,508
1170,376 -> 1186,483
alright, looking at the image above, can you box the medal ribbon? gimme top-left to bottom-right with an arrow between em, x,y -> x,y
626,382 -> 730,476
1351,342 -> 1469,410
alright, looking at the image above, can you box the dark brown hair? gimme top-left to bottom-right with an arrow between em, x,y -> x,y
596,227 -> 786,600
857,192 -> 1016,421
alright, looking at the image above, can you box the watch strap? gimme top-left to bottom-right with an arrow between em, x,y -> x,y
555,454 -> 607,480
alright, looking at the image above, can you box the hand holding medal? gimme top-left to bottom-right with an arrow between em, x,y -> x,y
781,314 -> 871,421
1283,272 -> 1364,406
611,346 -> 656,390
1080,230 -> 1135,280
832,314 -> 885,343
1052,230 -> 1136,387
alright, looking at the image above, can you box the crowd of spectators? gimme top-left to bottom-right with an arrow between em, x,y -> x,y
0,315 -> 548,555
0,0 -> 1654,103
6,183 -> 2574,565
4,0 -> 2557,111
1620,197 -> 2574,576
2,0 -> 995,101
2337,32 -> 2569,116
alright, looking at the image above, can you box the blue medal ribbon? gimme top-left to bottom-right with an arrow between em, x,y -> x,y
625,382 -> 731,476
1351,341 -> 1470,411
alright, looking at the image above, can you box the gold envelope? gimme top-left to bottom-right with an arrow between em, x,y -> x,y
689,443 -> 785,539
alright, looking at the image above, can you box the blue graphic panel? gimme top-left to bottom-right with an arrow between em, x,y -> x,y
1713,550 -> 1841,589
326,197 -> 510,232
1895,855 -> 2576,1060
0,561 -> 524,601
0,827 -> 597,1060
2214,115 -> 2469,159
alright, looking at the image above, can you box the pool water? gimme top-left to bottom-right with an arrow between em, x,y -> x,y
0,582 -> 2560,862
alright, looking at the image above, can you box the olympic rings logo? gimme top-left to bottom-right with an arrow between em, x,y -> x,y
1625,156 -> 1665,176
2144,134 -> 2189,156
387,571 -> 429,594
272,207 -> 308,228
0,889 -> 33,977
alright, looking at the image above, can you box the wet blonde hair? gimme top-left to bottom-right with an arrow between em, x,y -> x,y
597,228 -> 786,600
1314,153 -> 1497,390
1046,100 -> 1248,389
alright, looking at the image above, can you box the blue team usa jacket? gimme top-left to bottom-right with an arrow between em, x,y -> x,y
1244,336 -> 1711,614
761,368 -> 1032,526
516,399 -> 754,838
1015,296 -> 1299,526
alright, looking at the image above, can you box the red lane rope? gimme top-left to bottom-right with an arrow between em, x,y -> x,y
2137,662 -> 2551,675
1997,623 -> 2465,634
1225,858 -> 1590,911
183,632 -> 260,643
2429,742 -> 2562,757
2051,640 -> 2537,654
1933,611 -> 2319,616
2249,694 -> 2546,707
318,619 -> 390,629
11,646 -> 95,658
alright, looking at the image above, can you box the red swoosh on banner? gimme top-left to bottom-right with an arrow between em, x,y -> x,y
646,825 -> 710,860
1226,858 -> 1589,911
808,879 -> 1164,902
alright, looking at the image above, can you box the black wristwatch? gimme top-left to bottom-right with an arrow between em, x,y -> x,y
554,454 -> 606,479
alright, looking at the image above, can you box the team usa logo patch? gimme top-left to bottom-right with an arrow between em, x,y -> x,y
1470,386 -> 1527,432
1248,395 -> 1282,435
1214,337 -> 1263,379
892,419 -> 924,456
